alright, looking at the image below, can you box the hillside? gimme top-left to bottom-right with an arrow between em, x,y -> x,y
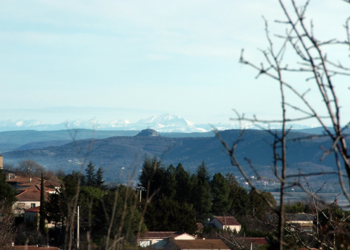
2,129 -> 344,187
0,129 -> 214,153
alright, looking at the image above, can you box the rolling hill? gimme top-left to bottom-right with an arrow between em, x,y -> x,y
2,129 -> 345,188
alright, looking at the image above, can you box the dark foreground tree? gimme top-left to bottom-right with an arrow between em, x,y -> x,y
39,171 -> 46,234
0,169 -> 17,249
216,0 -> 350,248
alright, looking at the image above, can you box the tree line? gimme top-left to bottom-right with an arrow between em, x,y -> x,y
1,158 -> 350,249
139,156 -> 276,234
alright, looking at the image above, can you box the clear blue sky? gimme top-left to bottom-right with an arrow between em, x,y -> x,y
1,0 -> 349,125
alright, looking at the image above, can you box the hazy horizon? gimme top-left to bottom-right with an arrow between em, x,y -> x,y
1,1 -> 349,126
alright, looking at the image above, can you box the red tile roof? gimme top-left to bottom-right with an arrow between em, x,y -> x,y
139,231 -> 195,240
25,206 -> 40,212
16,190 -> 48,202
139,231 -> 177,239
236,237 -> 268,245
171,239 -> 229,249
214,216 -> 241,226
7,177 -> 60,188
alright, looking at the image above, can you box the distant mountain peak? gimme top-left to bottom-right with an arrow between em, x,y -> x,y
135,129 -> 160,137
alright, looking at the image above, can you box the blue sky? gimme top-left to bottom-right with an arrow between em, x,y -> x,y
1,0 -> 349,125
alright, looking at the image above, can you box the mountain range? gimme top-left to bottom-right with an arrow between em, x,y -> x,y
0,113 -> 315,133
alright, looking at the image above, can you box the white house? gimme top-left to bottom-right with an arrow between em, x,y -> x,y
13,190 -> 48,215
212,216 -> 241,232
138,232 -> 195,249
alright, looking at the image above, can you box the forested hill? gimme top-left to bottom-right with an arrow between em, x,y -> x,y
0,129 -> 214,152
2,129 -> 345,184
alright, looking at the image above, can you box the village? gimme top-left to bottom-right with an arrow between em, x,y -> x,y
0,154 -> 324,250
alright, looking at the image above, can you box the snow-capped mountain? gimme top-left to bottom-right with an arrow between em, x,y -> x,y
0,114 -> 315,133
134,114 -> 206,132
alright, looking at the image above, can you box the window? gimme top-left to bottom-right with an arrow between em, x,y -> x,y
31,203 -> 36,208
17,203 -> 25,209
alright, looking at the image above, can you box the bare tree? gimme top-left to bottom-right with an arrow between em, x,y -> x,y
18,159 -> 46,177
216,0 -> 350,249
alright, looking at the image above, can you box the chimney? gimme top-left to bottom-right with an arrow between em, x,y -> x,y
0,155 -> 3,170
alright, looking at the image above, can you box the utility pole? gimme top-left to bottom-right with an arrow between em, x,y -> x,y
136,186 -> 146,202
77,206 -> 80,250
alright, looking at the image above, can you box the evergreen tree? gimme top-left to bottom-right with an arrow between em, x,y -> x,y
0,169 -> 17,211
85,161 -> 96,186
163,164 -> 177,199
39,172 -> 46,234
175,163 -> 191,203
93,186 -> 147,241
226,173 -> 249,216
139,156 -> 164,197
196,161 -> 211,184
190,173 -> 212,221
249,189 -> 275,219
211,173 -> 231,215
144,195 -> 197,234
95,167 -> 104,188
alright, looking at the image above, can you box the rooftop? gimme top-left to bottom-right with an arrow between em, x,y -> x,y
214,216 -> 241,226
170,239 -> 229,250
25,206 -> 40,212
140,231 -> 177,239
236,237 -> 269,245
285,213 -> 315,221
16,190 -> 48,202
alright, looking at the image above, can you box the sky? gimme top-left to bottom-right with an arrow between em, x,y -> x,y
0,0 -> 349,125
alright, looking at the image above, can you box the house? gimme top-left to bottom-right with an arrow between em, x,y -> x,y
0,155 -> 15,179
285,213 -> 314,232
2,169 -> 16,180
13,190 -> 48,215
24,206 -> 55,229
164,239 -> 230,250
24,206 -> 40,227
7,177 -> 60,193
138,231 -> 195,249
211,216 -> 241,232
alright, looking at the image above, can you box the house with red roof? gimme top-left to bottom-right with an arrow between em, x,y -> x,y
13,190 -> 49,215
211,216 -> 241,232
7,176 -> 60,193
138,231 -> 195,248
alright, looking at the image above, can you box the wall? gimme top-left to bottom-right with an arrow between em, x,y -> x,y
13,201 -> 40,215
